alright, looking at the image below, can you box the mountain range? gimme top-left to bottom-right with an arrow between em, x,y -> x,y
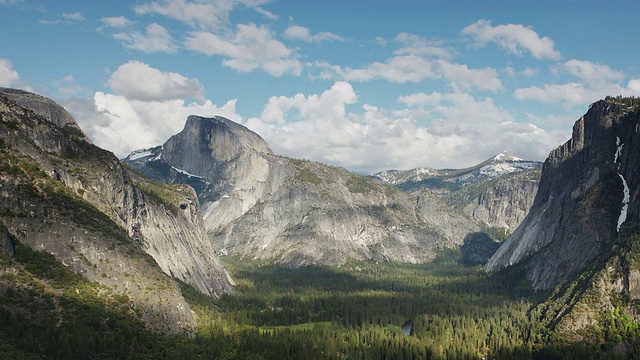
124,115 -> 481,266
2,86 -> 640,356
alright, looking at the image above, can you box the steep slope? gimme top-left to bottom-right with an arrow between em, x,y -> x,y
374,152 -> 541,232
0,90 -> 235,331
487,98 -> 640,291
458,169 -> 540,232
126,116 -> 480,266
0,87 -> 88,140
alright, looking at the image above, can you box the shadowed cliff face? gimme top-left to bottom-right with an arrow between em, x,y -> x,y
127,116 -> 480,266
487,99 -> 640,290
0,90 -> 235,332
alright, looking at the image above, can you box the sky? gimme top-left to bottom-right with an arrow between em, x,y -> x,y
1,0 -> 639,173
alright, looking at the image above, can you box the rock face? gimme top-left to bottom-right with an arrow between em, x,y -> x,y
127,116 -> 480,266
374,152 -> 542,232
486,98 -> 640,290
0,90 -> 235,332
461,171 -> 540,231
0,87 -> 88,140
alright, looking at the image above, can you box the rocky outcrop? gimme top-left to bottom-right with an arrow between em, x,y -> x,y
0,225 -> 13,258
486,98 -> 640,290
461,171 -> 540,232
0,90 -> 235,332
127,116 -> 479,266
0,87 -> 89,140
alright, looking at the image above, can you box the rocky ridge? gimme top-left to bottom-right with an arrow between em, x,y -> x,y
0,89 -> 234,332
126,116 -> 481,266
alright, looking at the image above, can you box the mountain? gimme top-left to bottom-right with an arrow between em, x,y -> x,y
125,116 -> 480,266
373,152 -> 542,232
0,87 -> 89,140
0,89 -> 234,333
487,98 -> 640,292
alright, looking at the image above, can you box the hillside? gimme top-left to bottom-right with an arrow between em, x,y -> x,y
0,89 -> 234,334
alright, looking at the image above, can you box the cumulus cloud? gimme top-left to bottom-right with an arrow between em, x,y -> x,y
113,23 -> 178,53
321,56 -> 502,91
66,94 -> 240,158
185,23 -> 302,76
62,61 -> 240,157
135,0 -> 272,30
107,60 -> 204,101
101,16 -> 133,28
562,59 -> 625,86
0,58 -> 19,87
462,19 -> 561,60
514,59 -> 639,106
628,79 -> 640,93
244,82 -> 559,172
283,25 -> 344,42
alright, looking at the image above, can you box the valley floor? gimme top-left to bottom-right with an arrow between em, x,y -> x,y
1,246 -> 638,359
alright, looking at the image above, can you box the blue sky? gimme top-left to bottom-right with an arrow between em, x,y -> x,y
1,0 -> 639,172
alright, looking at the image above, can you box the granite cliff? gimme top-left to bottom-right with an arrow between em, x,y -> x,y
126,116 -> 480,266
0,89 -> 234,333
487,98 -> 640,292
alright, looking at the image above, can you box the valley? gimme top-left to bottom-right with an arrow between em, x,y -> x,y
1,89 -> 640,359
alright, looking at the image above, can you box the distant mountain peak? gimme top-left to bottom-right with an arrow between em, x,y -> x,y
492,151 -> 523,162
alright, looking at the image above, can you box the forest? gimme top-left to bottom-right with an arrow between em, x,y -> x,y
3,234 -> 640,359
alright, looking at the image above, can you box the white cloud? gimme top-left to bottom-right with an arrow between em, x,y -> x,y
62,12 -> 85,21
107,60 -> 204,101
326,56 -> 502,91
504,67 -> 538,78
74,63 -> 232,158
562,59 -> 625,86
392,32 -> 451,58
185,23 -> 302,76
462,19 -> 561,60
283,25 -> 344,42
135,0 -> 272,30
65,94 -> 240,158
113,23 -> 178,53
0,59 -> 19,87
244,82 -> 558,172
40,12 -> 86,25
628,79 -> 640,93
514,83 -> 587,105
514,59 -> 637,106
101,16 -> 133,28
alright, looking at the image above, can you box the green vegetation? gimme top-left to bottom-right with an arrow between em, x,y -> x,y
0,238 -> 200,359
288,158 -> 323,185
346,173 -> 376,194
5,229 -> 640,358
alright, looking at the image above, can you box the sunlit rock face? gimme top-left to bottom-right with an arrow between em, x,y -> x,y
127,116 -> 481,267
487,99 -> 640,290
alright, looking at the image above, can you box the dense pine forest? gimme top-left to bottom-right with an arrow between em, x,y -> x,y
3,232 -> 640,359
